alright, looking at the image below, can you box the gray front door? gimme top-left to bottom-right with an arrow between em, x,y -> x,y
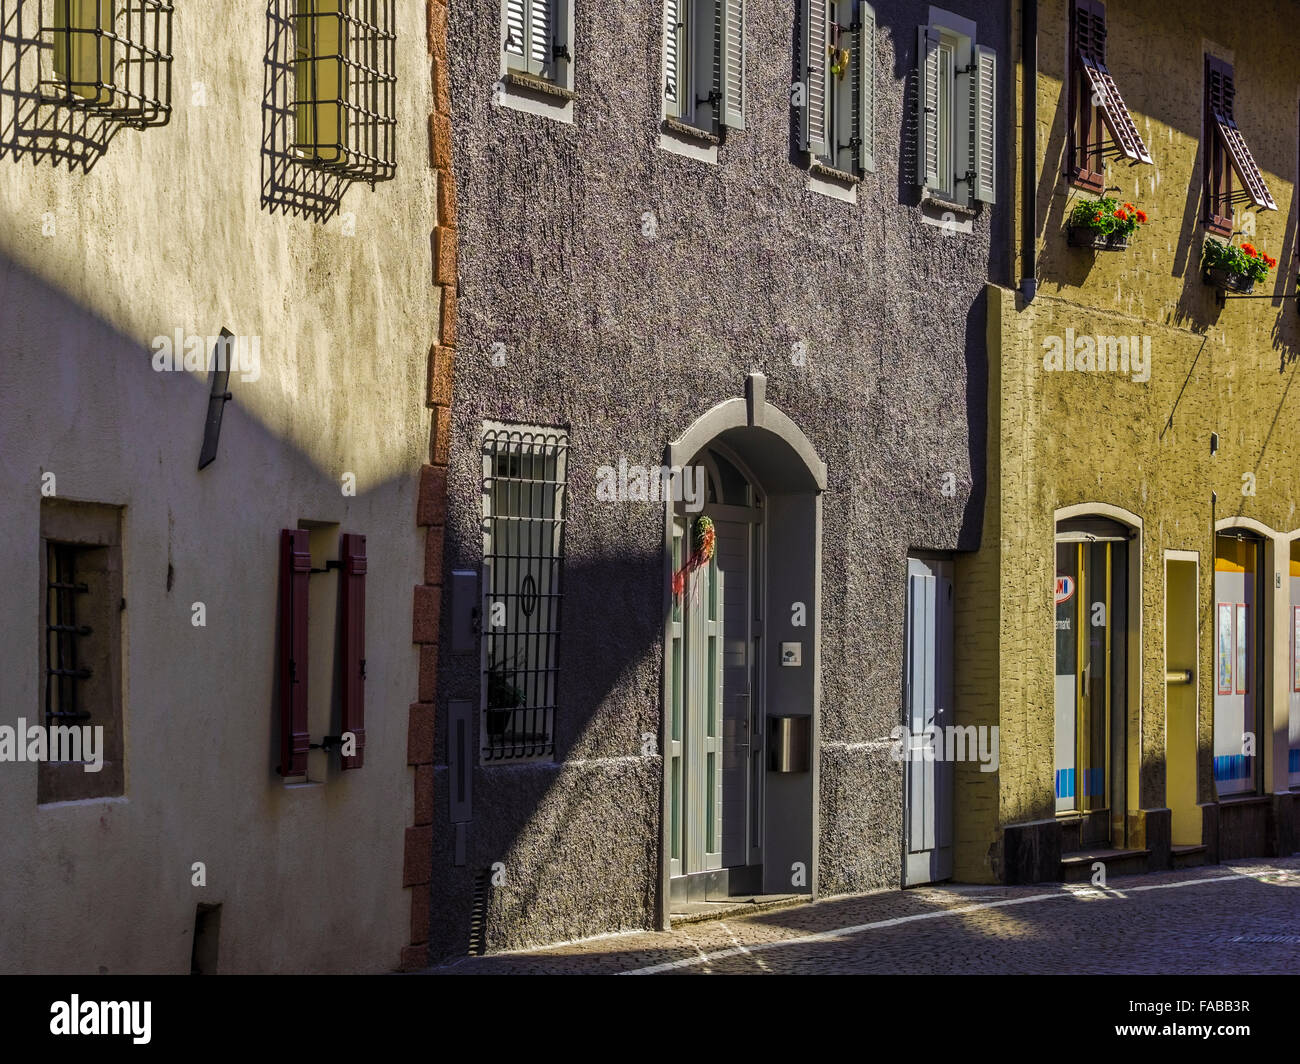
904,555 -> 953,885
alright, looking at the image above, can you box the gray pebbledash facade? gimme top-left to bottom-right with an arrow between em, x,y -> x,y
428,0 -> 1009,960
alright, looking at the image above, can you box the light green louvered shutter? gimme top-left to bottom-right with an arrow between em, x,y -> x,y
801,0 -> 829,157
720,0 -> 745,130
503,0 -> 527,66
916,25 -> 941,189
668,519 -> 685,879
664,0 -> 685,117
972,44 -> 996,203
693,0 -> 720,129
856,2 -> 876,172
703,563 -> 724,871
529,0 -> 552,74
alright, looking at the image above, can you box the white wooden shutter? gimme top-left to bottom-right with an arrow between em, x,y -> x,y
856,2 -> 876,173
801,0 -> 829,157
972,44 -> 996,203
555,0 -> 575,90
503,0 -> 527,61
916,25 -> 941,189
664,0 -> 683,114
720,0 -> 745,130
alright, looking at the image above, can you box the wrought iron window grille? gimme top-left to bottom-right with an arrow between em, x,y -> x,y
480,425 -> 569,763
38,0 -> 173,128
291,0 -> 396,184
45,542 -> 94,729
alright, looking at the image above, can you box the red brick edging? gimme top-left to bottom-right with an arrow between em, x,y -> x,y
401,0 -> 456,972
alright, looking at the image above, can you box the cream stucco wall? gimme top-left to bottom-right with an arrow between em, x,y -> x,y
0,1 -> 436,972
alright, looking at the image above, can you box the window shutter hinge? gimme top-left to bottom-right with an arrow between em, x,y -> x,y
552,43 -> 571,62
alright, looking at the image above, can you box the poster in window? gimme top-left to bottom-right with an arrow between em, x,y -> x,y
1217,603 -> 1233,694
1235,603 -> 1249,695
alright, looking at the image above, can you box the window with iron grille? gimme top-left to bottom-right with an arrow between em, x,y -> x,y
1203,54 -> 1278,238
480,423 -> 568,763
38,0 -> 173,128
39,500 -> 125,804
292,0 -> 396,183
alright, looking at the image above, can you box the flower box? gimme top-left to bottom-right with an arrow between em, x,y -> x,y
1203,266 -> 1254,294
1068,226 -> 1130,251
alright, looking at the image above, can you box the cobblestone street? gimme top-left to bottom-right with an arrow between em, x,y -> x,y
429,858 -> 1300,975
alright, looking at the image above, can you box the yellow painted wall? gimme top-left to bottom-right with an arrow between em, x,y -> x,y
960,0 -> 1300,879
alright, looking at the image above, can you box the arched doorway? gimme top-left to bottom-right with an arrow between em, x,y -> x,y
661,376 -> 825,914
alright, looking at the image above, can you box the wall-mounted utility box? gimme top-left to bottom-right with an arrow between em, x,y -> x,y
768,715 -> 810,773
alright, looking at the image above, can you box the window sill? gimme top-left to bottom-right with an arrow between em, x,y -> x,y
1217,793 -> 1269,806
501,70 -> 576,102
920,191 -> 977,218
1067,170 -> 1106,195
662,116 -> 719,145
809,160 -> 861,186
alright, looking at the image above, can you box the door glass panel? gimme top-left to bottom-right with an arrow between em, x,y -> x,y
1055,533 -> 1126,821
1214,535 -> 1260,796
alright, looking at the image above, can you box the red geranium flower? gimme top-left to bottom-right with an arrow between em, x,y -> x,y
1242,243 -> 1258,257
1136,210 -> 1148,224
1115,209 -> 1128,221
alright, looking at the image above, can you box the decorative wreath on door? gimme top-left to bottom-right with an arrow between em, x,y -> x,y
672,516 -> 716,599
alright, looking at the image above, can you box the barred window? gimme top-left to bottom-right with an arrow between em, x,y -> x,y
39,500 -> 125,804
481,423 -> 569,762
293,0 -> 396,183
39,0 -> 173,127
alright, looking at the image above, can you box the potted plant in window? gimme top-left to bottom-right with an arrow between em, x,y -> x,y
486,656 -> 524,739
1202,237 -> 1275,294
1067,196 -> 1148,250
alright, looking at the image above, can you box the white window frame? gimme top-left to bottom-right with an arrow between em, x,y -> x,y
660,0 -> 745,136
917,7 -> 994,208
802,1 -> 874,179
499,0 -> 575,122
479,421 -> 569,764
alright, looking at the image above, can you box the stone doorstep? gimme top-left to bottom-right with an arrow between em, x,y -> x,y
669,893 -> 808,926
1060,847 -> 1151,882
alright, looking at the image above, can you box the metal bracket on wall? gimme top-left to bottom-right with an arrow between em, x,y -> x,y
197,328 -> 235,470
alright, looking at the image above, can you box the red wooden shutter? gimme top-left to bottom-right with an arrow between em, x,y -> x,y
339,532 -> 367,770
1207,59 -> 1277,212
1073,0 -> 1153,167
278,529 -> 311,778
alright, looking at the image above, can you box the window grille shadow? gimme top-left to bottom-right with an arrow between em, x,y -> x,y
261,0 -> 344,221
0,0 -> 123,172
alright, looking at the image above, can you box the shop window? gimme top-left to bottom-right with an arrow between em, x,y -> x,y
1065,0 -> 1152,191
1213,533 -> 1265,796
481,423 -> 569,762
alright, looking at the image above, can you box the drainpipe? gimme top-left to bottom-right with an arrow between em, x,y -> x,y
1019,0 -> 1038,303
